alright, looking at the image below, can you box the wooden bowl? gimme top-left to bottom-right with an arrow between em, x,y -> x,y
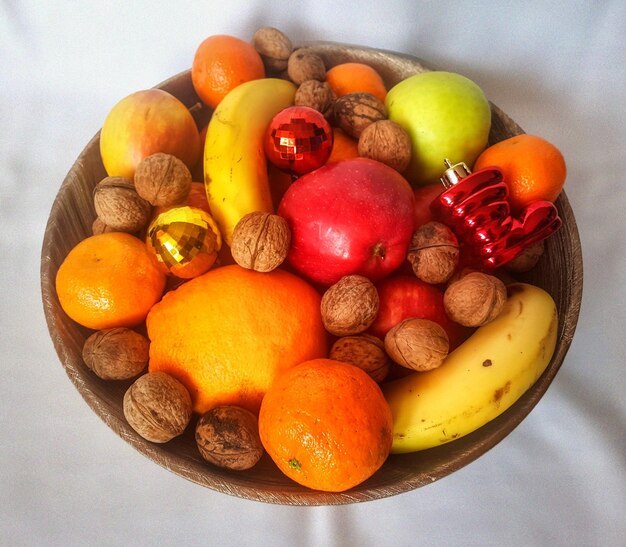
40,43 -> 583,505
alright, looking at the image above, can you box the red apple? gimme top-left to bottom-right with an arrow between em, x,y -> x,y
368,273 -> 471,349
413,182 -> 444,229
278,158 -> 415,287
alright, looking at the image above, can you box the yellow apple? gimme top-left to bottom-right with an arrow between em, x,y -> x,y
100,89 -> 201,178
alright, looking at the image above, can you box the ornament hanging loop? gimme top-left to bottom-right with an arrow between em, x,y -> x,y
440,159 -> 472,189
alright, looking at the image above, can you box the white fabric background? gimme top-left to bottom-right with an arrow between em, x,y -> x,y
1,1 -> 624,544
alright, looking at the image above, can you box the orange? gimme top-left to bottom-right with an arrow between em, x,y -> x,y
185,181 -> 210,211
192,35 -> 265,109
268,163 -> 294,209
327,128 -> 359,164
259,358 -> 393,492
146,265 -> 328,415
474,134 -> 567,212
326,62 -> 387,102
55,232 -> 166,330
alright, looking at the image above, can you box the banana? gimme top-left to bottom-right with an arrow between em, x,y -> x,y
204,78 -> 297,246
382,283 -> 558,453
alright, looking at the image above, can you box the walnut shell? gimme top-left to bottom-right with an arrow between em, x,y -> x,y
92,217 -> 115,235
93,176 -> 152,233
82,328 -> 149,380
195,406 -> 264,470
504,240 -> 545,272
320,275 -> 379,336
384,318 -> 449,371
230,212 -> 291,272
252,27 -> 293,72
287,49 -> 326,84
295,80 -> 336,119
134,153 -> 192,207
407,221 -> 460,284
123,372 -> 192,443
330,333 -> 390,383
358,120 -> 412,172
333,92 -> 387,139
444,272 -> 507,327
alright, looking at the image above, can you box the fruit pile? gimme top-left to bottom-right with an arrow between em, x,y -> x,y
55,28 -> 566,493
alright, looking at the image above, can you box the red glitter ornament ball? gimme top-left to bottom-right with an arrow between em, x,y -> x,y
265,106 -> 333,176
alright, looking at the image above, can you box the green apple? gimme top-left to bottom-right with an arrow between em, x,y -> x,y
386,71 -> 491,186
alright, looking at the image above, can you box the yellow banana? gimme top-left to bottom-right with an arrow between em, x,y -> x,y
204,78 -> 297,246
382,283 -> 558,453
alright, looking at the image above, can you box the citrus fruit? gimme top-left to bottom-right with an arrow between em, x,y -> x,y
473,134 -> 566,211
269,163 -> 294,209
327,128 -> 359,164
258,358 -> 393,492
326,62 -> 387,102
192,35 -> 265,109
146,265 -> 328,415
55,232 -> 166,330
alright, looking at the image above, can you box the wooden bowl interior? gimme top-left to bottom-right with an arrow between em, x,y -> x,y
40,44 -> 583,505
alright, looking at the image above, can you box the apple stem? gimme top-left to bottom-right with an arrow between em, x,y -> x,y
372,242 -> 386,260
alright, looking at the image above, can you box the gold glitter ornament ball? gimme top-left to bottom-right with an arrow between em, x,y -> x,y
146,206 -> 222,279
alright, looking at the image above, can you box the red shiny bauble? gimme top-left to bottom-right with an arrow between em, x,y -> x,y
265,106 -> 333,176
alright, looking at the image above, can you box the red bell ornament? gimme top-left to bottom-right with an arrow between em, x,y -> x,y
430,159 -> 561,269
265,106 -> 333,176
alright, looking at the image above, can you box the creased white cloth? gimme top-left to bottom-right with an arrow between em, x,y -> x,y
1,1 -> 624,545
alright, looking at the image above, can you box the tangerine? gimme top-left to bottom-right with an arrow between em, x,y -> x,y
258,358 -> 393,492
192,35 -> 265,109
326,62 -> 387,102
473,134 -> 566,212
327,128 -> 359,164
55,232 -> 166,330
146,265 -> 328,415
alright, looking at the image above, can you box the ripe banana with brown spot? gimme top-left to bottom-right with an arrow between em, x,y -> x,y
382,283 -> 558,453
204,78 -> 296,246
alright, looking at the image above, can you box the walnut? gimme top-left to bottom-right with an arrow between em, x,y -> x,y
93,176 -> 152,233
358,120 -> 411,172
123,372 -> 192,443
295,80 -> 336,118
92,217 -> 115,235
333,92 -> 387,139
134,153 -> 192,207
230,212 -> 291,272
252,27 -> 293,73
195,406 -> 264,470
384,318 -> 449,371
320,275 -> 379,336
504,241 -> 545,272
444,272 -> 507,327
330,333 -> 390,383
82,328 -> 149,380
446,266 -> 479,287
287,49 -> 326,85
407,221 -> 460,284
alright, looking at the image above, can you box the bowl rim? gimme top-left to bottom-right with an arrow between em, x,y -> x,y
40,42 -> 583,505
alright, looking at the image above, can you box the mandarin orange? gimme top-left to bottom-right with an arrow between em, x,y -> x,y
326,62 -> 387,102
327,128 -> 359,164
192,35 -> 265,109
473,134 -> 566,212
146,265 -> 328,415
55,232 -> 166,330
258,358 -> 393,492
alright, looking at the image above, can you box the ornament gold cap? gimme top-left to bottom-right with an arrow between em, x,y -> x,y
440,159 -> 471,189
